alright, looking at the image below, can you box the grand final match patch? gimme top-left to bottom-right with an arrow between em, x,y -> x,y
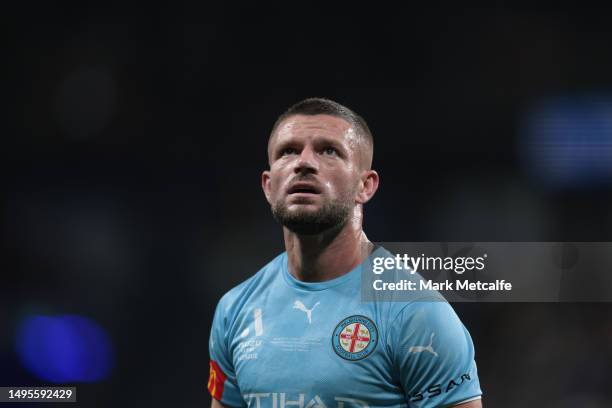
332,315 -> 378,361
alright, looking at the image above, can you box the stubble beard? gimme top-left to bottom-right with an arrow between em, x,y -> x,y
271,194 -> 354,235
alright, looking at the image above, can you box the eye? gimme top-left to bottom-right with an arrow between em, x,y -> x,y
323,147 -> 338,156
281,147 -> 297,156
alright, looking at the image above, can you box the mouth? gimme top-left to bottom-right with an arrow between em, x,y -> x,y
287,183 -> 321,195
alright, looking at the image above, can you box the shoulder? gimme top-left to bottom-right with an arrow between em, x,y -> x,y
390,301 -> 467,337
385,300 -> 475,368
366,246 -> 450,328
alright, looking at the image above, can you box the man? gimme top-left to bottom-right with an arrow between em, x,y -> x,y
208,98 -> 483,407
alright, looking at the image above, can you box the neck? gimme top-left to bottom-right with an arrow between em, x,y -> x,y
283,206 -> 374,282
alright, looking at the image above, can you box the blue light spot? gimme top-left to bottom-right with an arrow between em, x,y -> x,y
16,315 -> 113,383
521,95 -> 612,189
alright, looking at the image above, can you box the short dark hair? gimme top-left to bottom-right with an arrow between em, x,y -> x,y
270,97 -> 373,148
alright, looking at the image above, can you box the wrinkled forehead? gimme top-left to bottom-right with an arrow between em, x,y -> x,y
268,114 -> 359,154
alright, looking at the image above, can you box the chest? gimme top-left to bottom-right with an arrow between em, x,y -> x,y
228,292 -> 402,407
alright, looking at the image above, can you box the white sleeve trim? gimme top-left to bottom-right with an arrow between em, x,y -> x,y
449,395 -> 482,406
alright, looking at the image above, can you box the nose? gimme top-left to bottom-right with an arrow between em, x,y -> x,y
294,146 -> 318,175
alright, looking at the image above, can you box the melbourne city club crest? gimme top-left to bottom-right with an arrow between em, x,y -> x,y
332,315 -> 378,361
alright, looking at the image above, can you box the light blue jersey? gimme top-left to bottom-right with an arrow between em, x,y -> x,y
208,247 -> 482,408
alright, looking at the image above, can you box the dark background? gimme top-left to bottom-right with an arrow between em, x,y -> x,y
3,4 -> 612,407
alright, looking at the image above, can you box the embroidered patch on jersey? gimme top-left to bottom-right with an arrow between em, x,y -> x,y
207,360 -> 227,400
332,315 -> 378,361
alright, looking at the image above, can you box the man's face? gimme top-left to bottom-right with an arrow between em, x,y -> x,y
262,114 -> 369,235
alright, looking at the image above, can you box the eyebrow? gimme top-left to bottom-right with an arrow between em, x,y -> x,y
273,136 -> 348,153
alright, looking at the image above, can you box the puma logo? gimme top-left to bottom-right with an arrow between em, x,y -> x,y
293,300 -> 320,324
408,332 -> 438,357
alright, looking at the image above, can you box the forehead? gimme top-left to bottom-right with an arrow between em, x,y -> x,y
270,114 -> 356,147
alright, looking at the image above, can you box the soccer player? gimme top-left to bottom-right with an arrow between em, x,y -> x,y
208,98 -> 483,407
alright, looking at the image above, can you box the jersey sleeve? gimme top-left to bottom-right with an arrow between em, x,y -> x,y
388,301 -> 482,407
208,297 -> 245,407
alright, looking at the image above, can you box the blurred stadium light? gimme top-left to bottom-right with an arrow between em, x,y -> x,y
521,95 -> 612,189
15,315 -> 114,383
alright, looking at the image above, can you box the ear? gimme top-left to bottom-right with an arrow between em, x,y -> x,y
355,170 -> 379,204
262,170 -> 272,204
